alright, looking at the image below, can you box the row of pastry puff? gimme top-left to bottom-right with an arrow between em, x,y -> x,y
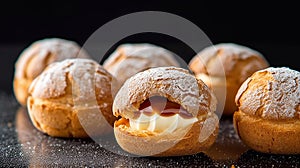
13,38 -> 300,157
13,39 -> 217,157
105,44 -> 300,155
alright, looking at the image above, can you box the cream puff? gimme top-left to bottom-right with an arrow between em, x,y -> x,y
189,43 -> 269,115
234,67 -> 300,154
113,66 -> 219,156
27,58 -> 118,138
13,38 -> 91,106
103,43 -> 180,85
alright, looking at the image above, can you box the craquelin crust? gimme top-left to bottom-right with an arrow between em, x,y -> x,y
235,67 -> 300,119
27,58 -> 118,138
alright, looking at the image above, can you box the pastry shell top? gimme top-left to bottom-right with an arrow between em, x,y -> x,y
113,66 -> 217,120
235,67 -> 300,120
103,43 -> 180,85
28,58 -> 118,106
14,38 -> 90,81
189,43 -> 269,82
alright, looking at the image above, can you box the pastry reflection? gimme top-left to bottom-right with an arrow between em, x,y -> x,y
112,152 -> 214,167
15,107 -> 44,166
15,107 -> 122,167
204,118 -> 249,161
15,107 -> 250,166
16,107 -> 53,167
16,107 -> 99,167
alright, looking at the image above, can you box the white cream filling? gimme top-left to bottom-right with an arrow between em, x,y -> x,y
129,113 -> 198,133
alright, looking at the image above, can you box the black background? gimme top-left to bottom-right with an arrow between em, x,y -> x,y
1,1 -> 299,94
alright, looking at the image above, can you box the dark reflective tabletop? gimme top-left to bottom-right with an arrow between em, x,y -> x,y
1,93 -> 300,167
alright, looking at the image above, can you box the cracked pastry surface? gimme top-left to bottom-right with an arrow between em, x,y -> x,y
113,66 -> 219,156
189,43 -> 269,115
13,38 -> 91,106
233,67 -> 300,154
27,58 -> 118,138
103,43 -> 180,85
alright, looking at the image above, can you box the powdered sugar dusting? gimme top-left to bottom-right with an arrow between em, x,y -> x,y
198,43 -> 264,64
213,43 -> 264,59
103,43 -> 180,84
262,67 -> 300,119
113,67 -> 216,118
29,61 -> 68,98
237,67 -> 300,119
189,43 -> 269,76
31,38 -> 90,61
15,38 -> 90,79
29,59 -> 112,100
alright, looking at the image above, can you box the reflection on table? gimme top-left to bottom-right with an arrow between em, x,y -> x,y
204,118 -> 249,161
16,106 -> 299,167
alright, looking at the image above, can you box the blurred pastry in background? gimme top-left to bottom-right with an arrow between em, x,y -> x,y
189,43 -> 269,115
103,43 -> 180,86
204,119 -> 249,161
13,38 -> 91,106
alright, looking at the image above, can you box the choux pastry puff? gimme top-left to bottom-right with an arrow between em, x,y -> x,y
27,58 -> 118,138
13,38 -> 91,106
234,67 -> 300,154
113,67 -> 219,156
189,43 -> 269,115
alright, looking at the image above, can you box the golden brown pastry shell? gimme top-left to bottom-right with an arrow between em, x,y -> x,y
234,110 -> 300,154
27,59 -> 117,138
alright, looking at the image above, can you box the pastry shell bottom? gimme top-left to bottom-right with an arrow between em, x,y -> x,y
27,97 -> 113,138
233,110 -> 300,154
